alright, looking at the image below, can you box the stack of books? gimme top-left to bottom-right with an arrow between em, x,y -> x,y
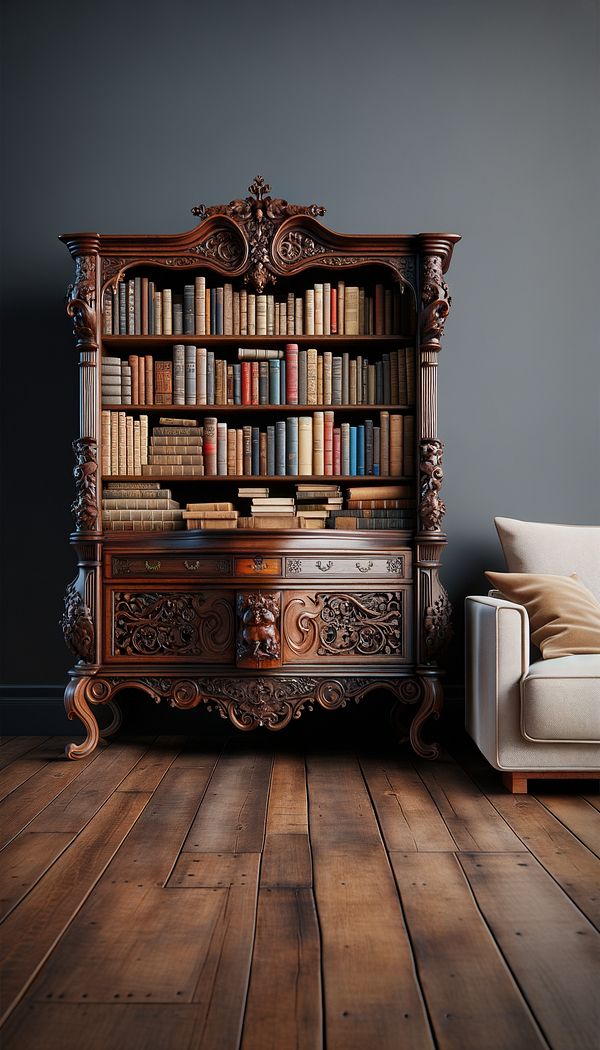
295,484 -> 343,528
102,482 -> 183,531
101,411 -> 149,476
328,484 -> 417,530
237,487 -> 297,529
102,357 -> 132,404
182,502 -> 238,529
142,418 -> 204,477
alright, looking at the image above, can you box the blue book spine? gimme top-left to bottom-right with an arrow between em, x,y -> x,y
357,425 -> 365,475
251,427 -> 260,476
280,360 -> 286,405
233,363 -> 242,404
275,420 -> 286,475
269,360 -> 281,405
267,425 -> 276,475
286,416 -> 299,476
206,351 -> 215,405
349,426 -> 358,476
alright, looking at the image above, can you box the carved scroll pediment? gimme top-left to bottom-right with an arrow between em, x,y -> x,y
101,221 -> 247,290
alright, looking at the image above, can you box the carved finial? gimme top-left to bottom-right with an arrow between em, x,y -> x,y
248,175 -> 270,201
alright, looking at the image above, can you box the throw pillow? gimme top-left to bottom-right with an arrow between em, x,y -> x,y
485,571 -> 600,659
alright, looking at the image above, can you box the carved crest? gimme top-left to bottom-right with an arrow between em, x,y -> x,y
71,438 -> 99,532
61,581 -> 95,663
419,439 -> 446,532
192,176 -> 325,293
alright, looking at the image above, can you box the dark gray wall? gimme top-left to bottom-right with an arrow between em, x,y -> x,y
1,0 -> 598,692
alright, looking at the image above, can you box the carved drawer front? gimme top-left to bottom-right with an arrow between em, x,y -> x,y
109,555 -> 233,578
234,556 -> 282,577
283,588 -> 411,664
285,554 -> 411,579
107,589 -> 235,662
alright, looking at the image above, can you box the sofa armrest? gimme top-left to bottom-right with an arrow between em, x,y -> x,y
465,596 -> 530,762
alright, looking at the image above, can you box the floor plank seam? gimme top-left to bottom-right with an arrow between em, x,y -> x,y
533,796 -> 600,861
159,749 -> 223,888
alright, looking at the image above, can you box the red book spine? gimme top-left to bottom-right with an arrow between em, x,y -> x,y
324,411 -> 334,476
251,362 -> 259,405
333,427 -> 341,476
330,288 -> 337,334
241,362 -> 251,405
375,284 -> 384,336
285,343 -> 299,405
203,417 -> 217,475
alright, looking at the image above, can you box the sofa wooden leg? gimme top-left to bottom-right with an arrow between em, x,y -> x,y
502,772 -> 528,794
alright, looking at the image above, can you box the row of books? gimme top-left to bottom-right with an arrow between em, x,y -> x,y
101,345 -> 414,408
102,278 -> 411,338
101,482 -> 415,532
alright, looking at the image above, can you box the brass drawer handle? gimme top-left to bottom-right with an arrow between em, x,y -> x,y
145,560 -> 161,572
356,561 -> 373,573
184,560 -> 201,571
316,560 -> 333,572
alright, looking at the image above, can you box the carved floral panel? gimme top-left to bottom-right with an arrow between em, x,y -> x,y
110,590 -> 234,660
283,590 -> 407,663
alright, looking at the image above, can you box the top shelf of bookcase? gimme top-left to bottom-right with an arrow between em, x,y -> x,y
101,335 -> 414,349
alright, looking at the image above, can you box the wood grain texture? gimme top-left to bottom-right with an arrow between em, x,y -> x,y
1,1003 -> 200,1050
390,852 -> 546,1050
0,738 -> 51,769
535,793 -> 600,859
182,748 -> 272,854
458,852 -> 600,1050
360,753 -> 457,851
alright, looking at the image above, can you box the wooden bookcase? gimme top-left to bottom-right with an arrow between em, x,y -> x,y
60,176 -> 459,759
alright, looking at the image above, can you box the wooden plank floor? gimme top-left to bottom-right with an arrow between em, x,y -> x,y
0,733 -> 598,1050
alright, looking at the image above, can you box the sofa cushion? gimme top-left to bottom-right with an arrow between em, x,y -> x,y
521,656 -> 600,742
495,517 -> 600,601
485,571 -> 600,658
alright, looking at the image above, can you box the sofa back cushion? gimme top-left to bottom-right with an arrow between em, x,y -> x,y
495,518 -> 600,601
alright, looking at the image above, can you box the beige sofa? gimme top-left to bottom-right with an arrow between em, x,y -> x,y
465,517 -> 600,792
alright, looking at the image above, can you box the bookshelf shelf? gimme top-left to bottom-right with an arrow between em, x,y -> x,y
60,175 -> 458,761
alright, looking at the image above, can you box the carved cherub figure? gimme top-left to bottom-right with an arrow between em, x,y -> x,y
241,600 -> 280,659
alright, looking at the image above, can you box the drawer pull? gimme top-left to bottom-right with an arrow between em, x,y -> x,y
145,560 -> 161,572
356,560 -> 374,573
316,560 -> 333,572
184,560 -> 201,571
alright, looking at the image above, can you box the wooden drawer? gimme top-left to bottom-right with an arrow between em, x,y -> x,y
234,556 -> 282,577
282,587 -> 411,664
104,587 -> 235,662
108,554 -> 233,578
284,553 -> 411,580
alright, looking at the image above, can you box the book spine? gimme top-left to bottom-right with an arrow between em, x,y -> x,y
154,360 -> 173,406
323,411 -> 334,476
216,286 -> 224,335
389,414 -> 403,476
134,277 -> 141,334
195,276 -> 205,334
102,290 -> 112,335
286,416 -> 299,476
241,361 -> 251,405
153,290 -> 162,335
373,425 -> 380,476
118,282 -> 126,334
368,364 -> 376,405
285,344 -> 298,405
375,284 -> 384,336
206,287 -> 212,335
266,425 -> 276,476
332,356 -> 342,405
345,286 -> 358,335
183,284 -> 194,334
240,289 -> 248,335
251,361 -> 259,405
323,351 -> 333,405
118,411 -> 127,474
275,420 -> 286,475
287,292 -> 295,335
126,416 -> 134,475
162,288 -> 172,335
251,426 -> 260,475
323,282 -> 331,336
217,422 -> 228,475
206,351 -> 215,404
259,361 -> 269,405
295,296 -> 303,335
128,355 -> 139,405
359,288 -> 365,335
184,345 -> 196,404
203,417 -> 217,475
306,347 -> 318,405
145,355 -> 154,405
357,424 -> 365,476
341,422 -> 350,475
317,355 -> 323,405
233,290 -> 240,336
380,411 -> 390,476
337,281 -> 345,335
196,347 -> 207,405
314,284 -> 323,335
305,289 -> 314,335
349,359 -> 357,405
243,425 -> 252,475
127,280 -> 135,334
298,350 -> 308,406
349,426 -> 358,476
306,413 -> 320,475
332,425 -> 341,476
224,283 -> 233,335
233,363 -> 242,405
247,293 -> 256,336
269,360 -> 281,405
236,428 -> 244,475
390,350 -> 399,405
266,294 -> 275,335
259,431 -> 268,475
172,295 -> 183,334
256,294 -> 267,336
172,345 -> 185,405
365,419 -> 374,475
101,410 -> 111,474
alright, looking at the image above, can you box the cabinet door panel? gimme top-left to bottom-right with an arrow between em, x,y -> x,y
283,588 -> 410,664
106,589 -> 235,662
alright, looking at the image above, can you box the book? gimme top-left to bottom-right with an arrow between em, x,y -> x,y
203,417 -> 217,475
286,416 -> 299,475
298,416 -> 313,475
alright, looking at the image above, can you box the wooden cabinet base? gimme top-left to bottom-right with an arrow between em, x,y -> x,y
63,672 -> 442,760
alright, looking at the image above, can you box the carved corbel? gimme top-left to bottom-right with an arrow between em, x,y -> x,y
421,254 -> 451,351
66,254 -> 98,351
71,437 -> 99,532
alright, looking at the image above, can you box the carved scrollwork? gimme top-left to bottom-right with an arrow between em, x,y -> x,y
66,254 -> 97,351
192,176 -> 326,293
61,581 -> 95,663
287,559 -> 302,575
236,592 -> 281,662
419,440 -> 446,532
424,587 -> 453,660
421,254 -> 451,349
276,230 -> 417,289
112,592 -> 234,657
71,438 -> 99,532
112,557 -> 133,575
285,592 -> 403,658
386,558 -> 404,574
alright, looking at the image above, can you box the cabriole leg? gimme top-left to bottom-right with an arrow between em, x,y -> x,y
64,676 -> 100,760
410,675 -> 443,759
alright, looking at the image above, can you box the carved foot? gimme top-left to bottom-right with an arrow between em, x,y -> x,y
390,679 -> 421,744
98,699 -> 122,741
410,676 -> 443,760
64,677 -> 100,760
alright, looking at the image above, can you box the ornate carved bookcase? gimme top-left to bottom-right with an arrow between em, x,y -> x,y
60,177 -> 459,760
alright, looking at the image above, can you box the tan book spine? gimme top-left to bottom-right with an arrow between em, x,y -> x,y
323,283 -> 331,335
274,303 -> 280,336
317,356 -> 324,405
186,518 -> 238,529
151,434 -> 202,446
247,294 -> 256,336
323,351 -> 333,405
344,287 -> 359,335
103,509 -> 184,521
368,364 -> 376,405
195,276 -> 205,334
223,283 -> 233,335
138,355 -> 146,405
403,414 -> 414,475
148,454 -> 204,465
101,410 -> 111,475
110,411 -> 119,475
346,483 -> 411,500
359,288 -> 365,335
305,289 -> 315,335
141,276 -> 149,335
140,414 -> 149,466
259,431 -> 268,476
144,356 -> 153,405
266,294 -> 275,336
118,411 -> 127,475
233,291 -> 240,336
227,427 -> 237,475
380,411 -> 390,477
287,293 -> 295,335
154,360 -> 172,405
186,502 -> 234,512
195,346 -> 206,405
349,358 -> 357,405
102,289 -> 112,335
142,464 -> 203,476
298,416 -> 313,476
337,281 -> 345,335
128,355 -> 139,404
389,414 -> 403,477
306,347 -> 318,405
215,358 -> 225,405
314,284 -> 323,335
236,428 -> 244,475
182,509 -> 238,520
255,295 -> 267,335
250,514 -> 297,529
295,296 -> 303,335
162,288 -> 172,335
240,289 -> 248,335
205,288 -> 211,335
153,290 -> 162,335
356,356 -> 362,405
133,419 -> 141,475
312,411 -> 324,475
126,415 -> 134,476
